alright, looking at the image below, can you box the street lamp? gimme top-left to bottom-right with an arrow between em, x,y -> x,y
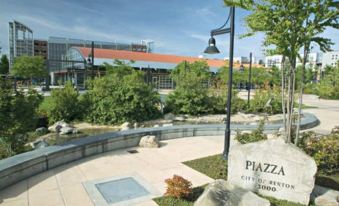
204,6 -> 235,160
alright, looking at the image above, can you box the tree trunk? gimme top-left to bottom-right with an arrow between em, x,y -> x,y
286,58 -> 296,143
281,56 -> 287,141
295,45 -> 309,145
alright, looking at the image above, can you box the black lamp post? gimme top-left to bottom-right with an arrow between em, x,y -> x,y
87,41 -> 95,79
204,6 -> 235,160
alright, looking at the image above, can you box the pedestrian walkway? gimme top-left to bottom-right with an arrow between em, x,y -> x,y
0,135 -> 226,206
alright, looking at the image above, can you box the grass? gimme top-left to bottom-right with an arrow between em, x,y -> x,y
183,154 -> 228,180
154,154 -> 317,206
153,187 -> 204,206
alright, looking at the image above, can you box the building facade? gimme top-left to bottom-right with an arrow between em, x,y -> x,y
8,20 -> 34,66
265,53 -> 321,69
322,51 -> 339,68
54,47 -> 259,88
47,37 -> 151,72
34,39 -> 48,60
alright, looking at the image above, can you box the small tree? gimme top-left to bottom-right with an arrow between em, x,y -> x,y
84,61 -> 161,124
39,81 -> 80,124
11,55 -> 47,83
0,55 -> 9,74
165,61 -> 214,115
0,78 -> 42,158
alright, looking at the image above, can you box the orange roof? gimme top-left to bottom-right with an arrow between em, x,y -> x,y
76,47 -> 228,68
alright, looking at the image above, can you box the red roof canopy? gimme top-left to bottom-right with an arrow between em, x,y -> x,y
76,47 -> 230,68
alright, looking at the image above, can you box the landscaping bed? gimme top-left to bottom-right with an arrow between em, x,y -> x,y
153,154 -> 318,206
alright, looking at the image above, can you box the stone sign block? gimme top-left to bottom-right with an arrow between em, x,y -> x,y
228,138 -> 317,205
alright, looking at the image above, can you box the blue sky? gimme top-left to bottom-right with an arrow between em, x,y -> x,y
0,0 -> 338,60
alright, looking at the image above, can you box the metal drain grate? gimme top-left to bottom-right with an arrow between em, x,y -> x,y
127,149 -> 138,154
95,177 -> 150,204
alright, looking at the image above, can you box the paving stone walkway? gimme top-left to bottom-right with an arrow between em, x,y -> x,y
0,135 -> 227,206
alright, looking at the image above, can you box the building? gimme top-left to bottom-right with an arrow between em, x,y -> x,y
265,55 -> 284,68
54,47 -> 259,88
8,20 -> 34,66
265,52 -> 321,69
322,51 -> 339,68
47,37 -> 151,73
34,39 -> 48,60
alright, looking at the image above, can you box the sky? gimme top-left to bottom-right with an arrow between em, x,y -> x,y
0,0 -> 338,60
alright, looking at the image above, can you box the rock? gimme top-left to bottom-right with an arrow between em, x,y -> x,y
139,135 -> 160,148
228,138 -> 317,205
194,179 -> 270,206
120,122 -> 131,131
174,116 -> 186,121
35,127 -> 48,134
313,186 -> 339,206
331,126 -> 339,134
59,126 -> 77,135
153,124 -> 160,128
164,113 -> 175,120
162,123 -> 173,127
32,140 -> 49,149
48,120 -> 70,132
133,122 -> 138,129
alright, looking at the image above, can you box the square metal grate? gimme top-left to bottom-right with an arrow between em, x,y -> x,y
95,177 -> 150,204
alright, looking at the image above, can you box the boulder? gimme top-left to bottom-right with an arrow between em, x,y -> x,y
162,123 -> 173,127
35,127 -> 48,134
313,186 -> 339,206
32,140 -> 49,149
139,135 -> 160,148
59,126 -> 77,135
153,124 -> 160,128
164,113 -> 175,120
174,116 -> 186,121
48,121 -> 70,132
331,126 -> 339,134
120,122 -> 131,131
194,179 -> 270,206
228,138 -> 317,205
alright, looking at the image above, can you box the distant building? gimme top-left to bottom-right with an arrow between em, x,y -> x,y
8,20 -> 34,66
54,47 -> 236,87
265,52 -> 321,69
265,55 -> 284,69
322,51 -> 339,68
34,39 -> 48,60
47,37 -> 151,72
224,56 -> 249,64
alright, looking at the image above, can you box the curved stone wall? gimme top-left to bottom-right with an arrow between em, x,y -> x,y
0,113 -> 319,190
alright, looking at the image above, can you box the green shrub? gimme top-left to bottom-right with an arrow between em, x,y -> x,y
236,119 -> 267,144
39,82 -> 81,124
248,90 -> 282,114
210,90 -> 247,114
165,175 -> 193,199
0,79 -> 42,158
166,87 -> 214,115
85,62 -> 161,124
0,137 -> 14,159
300,132 -> 339,175
165,61 -> 214,115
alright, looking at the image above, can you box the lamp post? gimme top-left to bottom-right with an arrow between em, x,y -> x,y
204,6 -> 235,160
87,41 -> 95,79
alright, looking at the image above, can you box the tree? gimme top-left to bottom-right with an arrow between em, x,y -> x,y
0,55 -> 9,74
165,61 -> 215,115
84,61 -> 161,124
225,0 -> 339,143
0,78 -> 42,158
11,55 -> 47,81
39,81 -> 81,124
